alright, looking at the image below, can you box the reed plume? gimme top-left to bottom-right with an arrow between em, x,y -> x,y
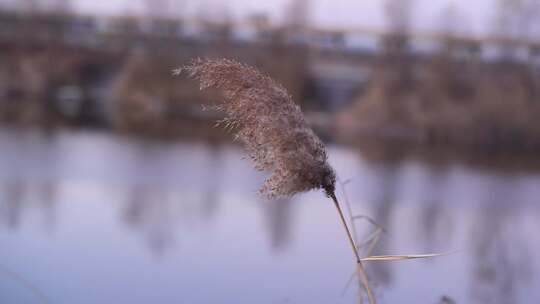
176,58 -> 362,263
178,58 -> 336,198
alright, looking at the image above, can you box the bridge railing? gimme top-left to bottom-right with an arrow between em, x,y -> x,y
0,9 -> 539,62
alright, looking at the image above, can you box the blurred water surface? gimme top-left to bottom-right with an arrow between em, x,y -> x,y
0,127 -> 539,304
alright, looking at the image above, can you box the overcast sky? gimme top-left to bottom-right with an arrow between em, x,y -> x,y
73,0 -> 496,36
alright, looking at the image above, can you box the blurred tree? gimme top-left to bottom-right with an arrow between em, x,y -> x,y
379,0 -> 415,91
437,2 -> 476,58
17,0 -> 40,13
438,2 -> 467,38
432,3 -> 478,101
48,0 -> 71,13
247,13 -> 270,32
384,0 -> 413,35
196,0 -> 231,23
144,0 -> 173,18
283,0 -> 311,39
494,0 -> 540,61
196,0 -> 233,42
14,0 -> 72,14
284,0 -> 310,29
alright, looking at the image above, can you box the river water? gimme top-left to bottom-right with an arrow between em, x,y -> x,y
0,127 -> 539,304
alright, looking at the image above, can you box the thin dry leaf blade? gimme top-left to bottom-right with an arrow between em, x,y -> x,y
360,252 -> 453,262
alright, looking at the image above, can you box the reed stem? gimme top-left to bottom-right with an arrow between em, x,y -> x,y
329,192 -> 376,304
356,262 -> 376,304
329,192 -> 361,263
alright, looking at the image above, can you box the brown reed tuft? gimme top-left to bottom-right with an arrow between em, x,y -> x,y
178,58 -> 376,302
178,58 -> 336,198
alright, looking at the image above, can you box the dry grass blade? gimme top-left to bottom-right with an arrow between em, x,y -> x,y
351,215 -> 387,232
338,178 -> 359,246
340,272 -> 358,298
336,178 -> 452,303
0,264 -> 51,304
360,252 -> 453,262
362,228 -> 384,257
357,262 -> 376,304
356,228 -> 383,250
337,178 -> 379,304
340,228 -> 383,302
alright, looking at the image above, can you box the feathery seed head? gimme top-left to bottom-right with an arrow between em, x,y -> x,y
179,58 -> 336,198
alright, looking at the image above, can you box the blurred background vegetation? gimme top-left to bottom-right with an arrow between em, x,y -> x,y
0,0 -> 539,151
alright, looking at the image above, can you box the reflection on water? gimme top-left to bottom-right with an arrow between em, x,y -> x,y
0,128 -> 539,304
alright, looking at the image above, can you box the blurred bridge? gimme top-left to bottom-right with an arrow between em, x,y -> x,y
1,10 -> 539,57
0,10 -> 539,124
